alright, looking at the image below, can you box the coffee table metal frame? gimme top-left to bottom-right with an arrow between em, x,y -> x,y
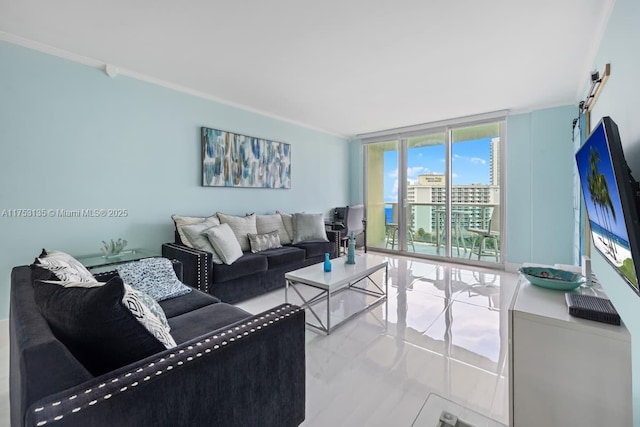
285,256 -> 388,335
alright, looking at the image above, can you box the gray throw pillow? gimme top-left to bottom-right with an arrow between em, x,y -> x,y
203,223 -> 244,265
248,230 -> 282,253
171,214 -> 218,246
217,213 -> 257,252
256,214 -> 291,245
292,213 -> 329,244
116,257 -> 192,302
181,220 -> 224,264
277,211 -> 295,243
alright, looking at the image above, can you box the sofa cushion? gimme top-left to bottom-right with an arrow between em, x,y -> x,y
203,223 -> 244,265
217,213 -> 258,252
292,213 -> 329,244
256,214 -> 292,245
168,303 -> 252,344
159,289 -> 220,318
248,230 -> 282,253
212,252 -> 268,283
293,240 -> 335,259
259,246 -> 306,269
116,257 -> 192,302
33,277 -> 168,376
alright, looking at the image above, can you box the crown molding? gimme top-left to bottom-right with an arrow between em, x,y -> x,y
0,31 -> 348,139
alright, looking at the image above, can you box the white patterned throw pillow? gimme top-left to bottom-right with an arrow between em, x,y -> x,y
248,230 -> 282,253
36,249 -> 97,283
122,284 -> 176,349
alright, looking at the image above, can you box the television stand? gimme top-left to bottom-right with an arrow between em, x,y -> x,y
508,271 -> 632,426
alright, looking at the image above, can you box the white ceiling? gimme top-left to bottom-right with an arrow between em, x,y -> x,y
0,0 -> 614,137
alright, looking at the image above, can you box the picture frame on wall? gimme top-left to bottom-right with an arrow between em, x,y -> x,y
201,127 -> 291,189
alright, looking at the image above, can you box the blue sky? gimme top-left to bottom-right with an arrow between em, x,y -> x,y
576,123 -> 628,240
384,137 -> 494,202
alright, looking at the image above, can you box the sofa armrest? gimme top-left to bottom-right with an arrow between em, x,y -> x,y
162,243 -> 211,293
27,304 -> 306,427
326,230 -> 340,259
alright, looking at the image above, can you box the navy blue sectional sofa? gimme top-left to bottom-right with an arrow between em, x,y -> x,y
10,265 -> 306,427
162,229 -> 340,303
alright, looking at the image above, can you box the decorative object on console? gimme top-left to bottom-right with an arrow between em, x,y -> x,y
202,127 -> 291,189
518,266 -> 585,291
100,238 -> 128,257
346,232 -> 356,264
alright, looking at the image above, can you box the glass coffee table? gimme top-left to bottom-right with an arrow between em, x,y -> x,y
284,253 -> 388,334
76,248 -> 160,272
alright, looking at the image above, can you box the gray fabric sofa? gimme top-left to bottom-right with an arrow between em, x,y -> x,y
162,229 -> 340,303
10,264 -> 306,427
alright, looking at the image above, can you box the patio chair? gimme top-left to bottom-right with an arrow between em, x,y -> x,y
468,207 -> 500,261
336,204 -> 366,254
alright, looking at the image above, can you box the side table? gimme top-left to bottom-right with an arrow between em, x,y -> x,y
76,248 -> 160,273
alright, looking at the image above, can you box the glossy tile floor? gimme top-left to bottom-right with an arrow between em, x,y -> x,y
0,252 -> 517,427
237,252 -> 518,426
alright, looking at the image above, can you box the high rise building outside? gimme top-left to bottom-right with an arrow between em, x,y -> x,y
405,137 -> 500,236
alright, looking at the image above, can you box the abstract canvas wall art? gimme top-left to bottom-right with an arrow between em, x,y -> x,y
201,127 -> 291,189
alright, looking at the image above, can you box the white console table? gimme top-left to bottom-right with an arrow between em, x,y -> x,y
509,273 -> 632,426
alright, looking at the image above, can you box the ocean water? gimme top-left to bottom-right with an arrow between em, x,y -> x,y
590,220 -> 630,250
385,206 -> 392,224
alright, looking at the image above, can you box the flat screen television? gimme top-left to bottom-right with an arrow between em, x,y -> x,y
576,116 -> 640,294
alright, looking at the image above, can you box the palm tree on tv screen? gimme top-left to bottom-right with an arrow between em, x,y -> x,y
588,146 -> 618,260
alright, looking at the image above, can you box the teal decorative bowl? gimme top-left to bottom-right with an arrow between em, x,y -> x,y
519,266 -> 585,291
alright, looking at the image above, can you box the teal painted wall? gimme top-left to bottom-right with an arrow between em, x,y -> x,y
505,105 -> 577,266
584,0 -> 640,423
0,41 -> 349,319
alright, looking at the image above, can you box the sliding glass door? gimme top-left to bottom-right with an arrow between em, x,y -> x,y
365,117 -> 504,266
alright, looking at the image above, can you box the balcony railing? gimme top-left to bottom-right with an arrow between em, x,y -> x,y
371,202 -> 500,262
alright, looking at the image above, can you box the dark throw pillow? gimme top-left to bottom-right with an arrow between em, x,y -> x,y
33,276 -> 168,376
